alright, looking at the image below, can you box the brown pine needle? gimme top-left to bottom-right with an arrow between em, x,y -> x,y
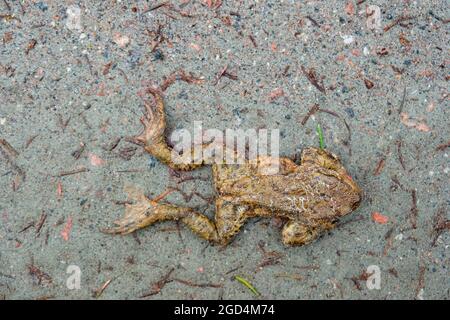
92,279 -> 112,298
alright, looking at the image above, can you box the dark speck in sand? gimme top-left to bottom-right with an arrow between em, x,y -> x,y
345,108 -> 355,118
148,156 -> 157,168
153,49 -> 164,61
36,2 -> 48,11
178,91 -> 189,100
127,50 -> 141,68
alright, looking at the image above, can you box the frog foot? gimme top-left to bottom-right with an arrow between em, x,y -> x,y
131,78 -> 209,171
102,185 -> 220,242
132,70 -> 204,148
132,87 -> 166,148
101,185 -> 162,235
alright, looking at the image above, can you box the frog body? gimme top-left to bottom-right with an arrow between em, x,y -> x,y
104,82 -> 362,246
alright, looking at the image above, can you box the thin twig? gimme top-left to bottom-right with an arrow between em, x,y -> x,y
415,266 -> 425,299
373,157 -> 385,176
301,66 -> 326,94
56,167 -> 89,177
305,15 -> 320,28
431,207 -> 450,246
172,278 -> 222,288
92,279 -> 112,298
143,1 -> 169,14
0,138 -> 18,157
398,86 -> 407,114
410,190 -> 418,229
397,140 -> 406,170
25,134 -> 39,149
115,169 -> 145,174
435,141 -> 450,151
103,137 -> 121,151
35,212 -> 47,236
28,263 -> 52,286
214,65 -> 228,86
2,0 -> 11,12
384,16 -> 415,32
248,34 -> 257,47
301,104 -> 320,125
0,139 -> 26,185
140,268 -> 175,298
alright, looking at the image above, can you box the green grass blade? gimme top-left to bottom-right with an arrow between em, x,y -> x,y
234,275 -> 260,296
316,123 -> 325,149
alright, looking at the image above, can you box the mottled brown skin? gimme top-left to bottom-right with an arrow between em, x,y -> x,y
103,87 -> 362,246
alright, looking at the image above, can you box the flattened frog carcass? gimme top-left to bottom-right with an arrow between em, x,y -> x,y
104,86 -> 362,246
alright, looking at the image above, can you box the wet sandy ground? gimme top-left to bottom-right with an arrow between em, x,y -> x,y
0,1 -> 449,299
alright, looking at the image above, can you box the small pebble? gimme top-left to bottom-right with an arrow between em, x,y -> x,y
417,289 -> 425,300
342,35 -> 354,44
113,33 -> 130,48
66,5 -> 82,32
395,234 -> 404,241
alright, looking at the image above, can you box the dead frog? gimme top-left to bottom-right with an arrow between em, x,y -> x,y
103,84 -> 362,246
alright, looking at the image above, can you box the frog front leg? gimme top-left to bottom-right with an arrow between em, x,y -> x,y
281,219 -> 335,246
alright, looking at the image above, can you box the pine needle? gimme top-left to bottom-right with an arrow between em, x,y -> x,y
234,275 -> 260,296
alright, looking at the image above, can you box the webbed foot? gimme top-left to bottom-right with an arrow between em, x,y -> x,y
101,185 -> 162,235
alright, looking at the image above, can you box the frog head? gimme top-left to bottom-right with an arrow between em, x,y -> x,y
301,147 -> 362,218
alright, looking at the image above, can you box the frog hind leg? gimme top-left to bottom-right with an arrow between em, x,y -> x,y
132,87 -> 205,171
132,71 -> 212,171
281,219 -> 335,246
103,202 -> 220,242
102,185 -> 220,241
103,188 -> 277,245
103,197 -> 254,245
